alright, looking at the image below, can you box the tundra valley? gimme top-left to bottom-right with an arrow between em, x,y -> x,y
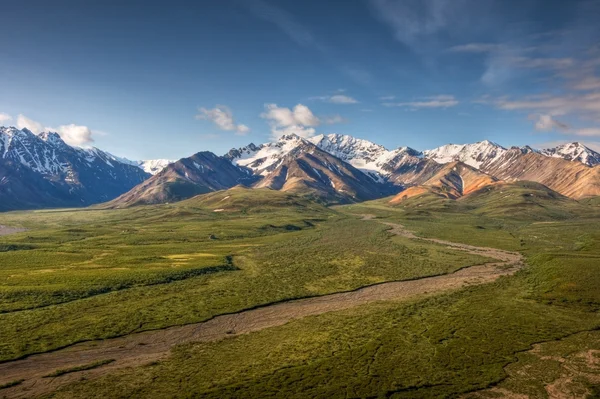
1,1 -> 600,398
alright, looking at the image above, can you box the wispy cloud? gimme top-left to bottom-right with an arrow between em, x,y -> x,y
244,1 -> 372,86
448,43 -> 505,53
244,0 -> 318,49
368,0 -> 472,50
312,94 -> 359,104
383,94 -> 459,109
195,105 -> 250,135
0,113 -> 12,123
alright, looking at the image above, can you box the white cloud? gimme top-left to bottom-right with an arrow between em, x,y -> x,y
261,103 -> 322,139
379,95 -> 395,101
261,103 -> 320,127
530,114 -> 569,132
16,114 -> 45,134
0,113 -> 12,123
312,94 -> 359,104
55,124 -> 95,146
329,95 -> 358,104
16,114 -> 95,146
195,105 -> 250,135
383,94 -> 459,109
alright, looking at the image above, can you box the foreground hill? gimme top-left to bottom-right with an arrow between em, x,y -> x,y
0,127 -> 149,211
391,180 -> 590,221
179,185 -> 331,215
461,181 -> 590,220
389,161 -> 498,203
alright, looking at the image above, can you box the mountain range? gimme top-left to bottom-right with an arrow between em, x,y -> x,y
1,125 -> 599,211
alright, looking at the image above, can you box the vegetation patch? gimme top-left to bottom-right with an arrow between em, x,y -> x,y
43,359 -> 115,378
0,379 -> 24,390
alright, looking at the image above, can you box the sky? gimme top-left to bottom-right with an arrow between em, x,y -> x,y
1,0 -> 600,160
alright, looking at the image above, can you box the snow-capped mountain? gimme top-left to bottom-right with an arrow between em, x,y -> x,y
225,134 -> 309,176
3,125 -> 600,211
108,155 -> 174,175
308,134 -> 423,181
541,142 -> 600,167
423,140 -> 507,169
0,126 -> 149,211
138,159 -> 174,175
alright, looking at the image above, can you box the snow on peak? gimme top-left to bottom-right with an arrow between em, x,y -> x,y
309,133 -> 388,161
226,134 -> 309,175
308,133 -> 422,177
138,159 -> 174,175
101,153 -> 174,175
423,140 -> 507,168
541,142 -> 600,167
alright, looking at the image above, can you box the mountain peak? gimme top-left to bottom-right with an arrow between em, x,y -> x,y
38,131 -> 68,147
423,140 -> 507,169
541,142 -> 600,166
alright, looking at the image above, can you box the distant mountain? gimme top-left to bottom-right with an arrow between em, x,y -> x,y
308,133 -> 424,183
109,156 -> 174,175
251,135 -> 398,203
225,134 -> 307,176
138,159 -> 174,175
106,152 -> 258,208
0,126 -> 149,211
227,133 -> 425,185
541,142 -> 600,167
480,147 -> 600,199
423,140 -> 507,169
115,134 -> 401,208
3,124 -> 599,211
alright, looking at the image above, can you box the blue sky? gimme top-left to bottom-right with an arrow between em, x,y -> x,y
1,0 -> 600,160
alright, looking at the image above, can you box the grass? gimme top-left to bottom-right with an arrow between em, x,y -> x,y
0,379 -> 24,390
45,270 -> 600,398
43,360 -> 115,378
0,188 -> 488,362
2,186 -> 600,398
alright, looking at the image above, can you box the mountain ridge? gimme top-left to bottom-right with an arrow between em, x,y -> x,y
2,125 -> 599,210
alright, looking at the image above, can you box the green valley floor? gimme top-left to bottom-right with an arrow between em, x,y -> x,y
0,186 -> 599,398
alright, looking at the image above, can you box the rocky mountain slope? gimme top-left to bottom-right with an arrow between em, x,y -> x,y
250,136 -> 398,202
2,123 -> 599,210
541,142 -> 600,167
0,127 -> 149,211
105,152 -> 258,208
423,140 -> 508,169
480,148 -> 600,199
389,162 -> 498,203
